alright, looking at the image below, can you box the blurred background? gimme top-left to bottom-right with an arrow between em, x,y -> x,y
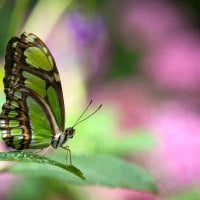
1,0 -> 200,199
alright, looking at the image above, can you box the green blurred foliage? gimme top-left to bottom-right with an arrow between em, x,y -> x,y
9,177 -> 83,200
108,42 -> 140,78
168,188 -> 200,200
0,0 -> 30,55
68,107 -> 155,155
72,0 -> 106,12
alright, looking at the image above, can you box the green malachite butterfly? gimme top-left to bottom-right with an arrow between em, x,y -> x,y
0,32 -> 101,152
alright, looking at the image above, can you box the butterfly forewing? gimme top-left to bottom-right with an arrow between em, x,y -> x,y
0,32 -> 65,149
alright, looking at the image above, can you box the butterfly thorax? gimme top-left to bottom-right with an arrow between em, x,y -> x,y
51,127 -> 75,149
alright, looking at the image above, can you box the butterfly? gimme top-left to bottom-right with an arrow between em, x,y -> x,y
0,32 -> 101,153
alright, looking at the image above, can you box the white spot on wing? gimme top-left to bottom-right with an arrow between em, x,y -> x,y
12,41 -> 18,48
0,119 -> 5,124
2,133 -> 8,138
43,47 -> 48,54
2,130 -> 8,135
24,34 -> 36,43
54,73 -> 60,82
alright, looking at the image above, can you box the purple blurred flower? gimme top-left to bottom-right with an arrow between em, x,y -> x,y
67,12 -> 109,77
68,12 -> 106,46
46,11 -> 109,85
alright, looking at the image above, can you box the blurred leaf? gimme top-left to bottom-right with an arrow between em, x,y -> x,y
9,177 -> 84,200
7,0 -> 30,38
111,131 -> 156,155
0,1 -> 14,55
0,151 -> 157,193
0,0 -> 6,8
71,0 -> 106,12
73,154 -> 157,192
0,0 -> 32,55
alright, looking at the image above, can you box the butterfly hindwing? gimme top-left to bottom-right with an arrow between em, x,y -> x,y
0,32 -> 65,149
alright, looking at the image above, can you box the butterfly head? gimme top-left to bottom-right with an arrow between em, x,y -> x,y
65,127 -> 75,139
51,127 -> 75,149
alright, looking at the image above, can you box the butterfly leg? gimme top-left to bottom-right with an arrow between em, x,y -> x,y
61,146 -> 72,166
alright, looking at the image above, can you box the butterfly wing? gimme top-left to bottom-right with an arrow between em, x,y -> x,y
0,33 -> 65,149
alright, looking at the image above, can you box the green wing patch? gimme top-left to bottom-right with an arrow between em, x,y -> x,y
24,47 -> 53,71
26,96 -> 52,149
23,71 -> 46,97
47,86 -> 62,128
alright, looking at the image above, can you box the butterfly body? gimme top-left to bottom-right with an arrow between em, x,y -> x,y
0,33 -> 75,150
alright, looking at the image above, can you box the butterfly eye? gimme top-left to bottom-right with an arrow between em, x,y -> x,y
65,127 -> 75,139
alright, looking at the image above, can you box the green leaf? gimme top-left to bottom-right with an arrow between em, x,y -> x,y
74,154 -> 157,192
0,151 -> 85,179
0,151 -> 157,193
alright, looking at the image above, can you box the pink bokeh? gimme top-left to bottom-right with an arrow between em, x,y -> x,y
142,32 -> 200,92
0,143 -> 17,199
84,186 -> 160,200
148,102 -> 200,192
119,0 -> 188,48
90,80 -> 154,131
119,0 -> 200,92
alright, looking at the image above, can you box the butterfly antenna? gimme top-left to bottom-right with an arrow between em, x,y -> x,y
72,102 -> 102,128
72,100 -> 93,127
